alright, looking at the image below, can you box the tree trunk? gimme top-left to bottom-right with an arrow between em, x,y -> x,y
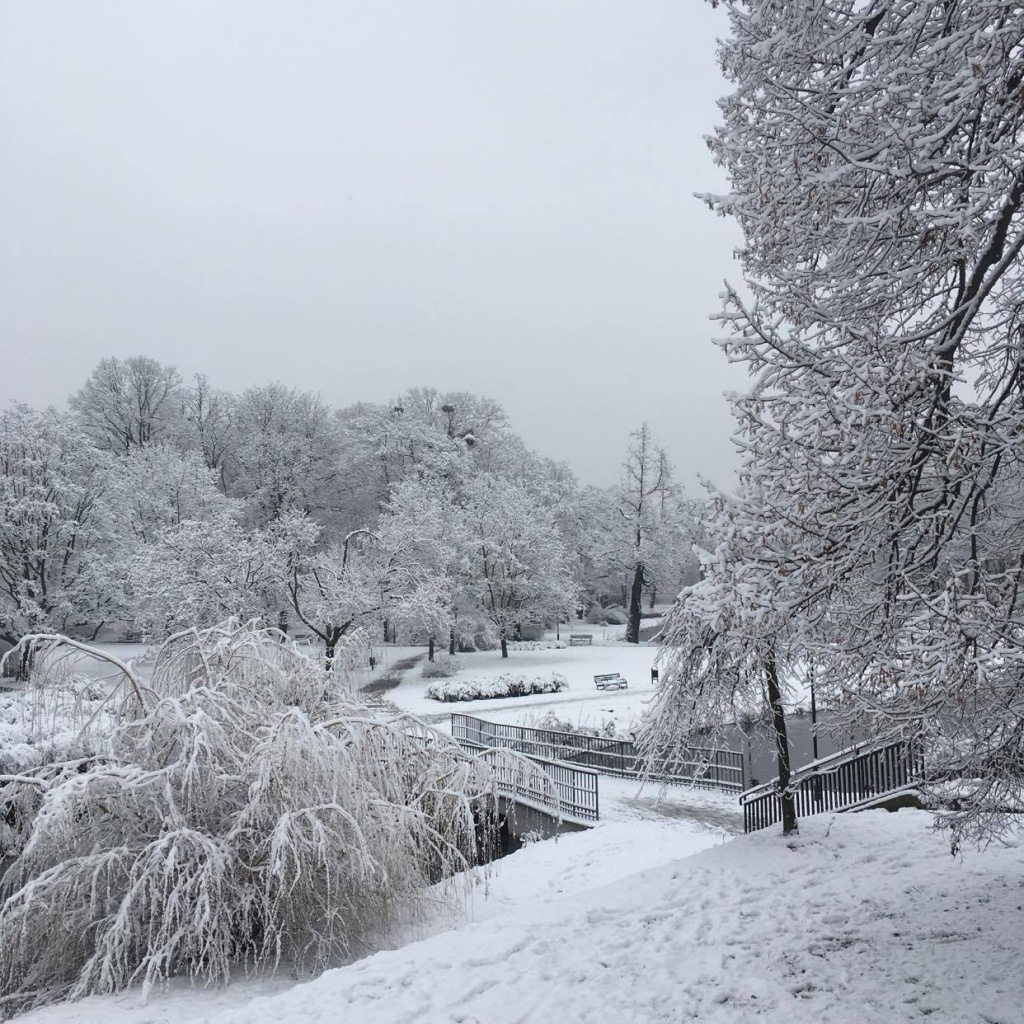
428,636 -> 435,662
648,586 -> 657,610
765,650 -> 797,835
449,627 -> 456,657
324,627 -> 343,673
383,618 -> 389,644
500,634 -> 508,659
626,562 -> 644,644
17,644 -> 34,682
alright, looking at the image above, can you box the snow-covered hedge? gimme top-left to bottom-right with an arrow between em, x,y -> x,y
0,622 -> 497,1013
506,640 -> 567,651
425,672 -> 569,702
421,654 -> 463,679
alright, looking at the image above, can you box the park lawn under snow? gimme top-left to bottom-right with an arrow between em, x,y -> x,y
13,809 -> 1024,1024
387,643 -> 663,733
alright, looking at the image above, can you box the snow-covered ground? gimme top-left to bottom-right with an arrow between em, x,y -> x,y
384,642 -> 662,734
13,810 -> 1024,1024
8,640 -> 1024,1023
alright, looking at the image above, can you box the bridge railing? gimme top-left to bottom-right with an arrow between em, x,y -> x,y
453,736 -> 599,822
740,735 -> 923,833
450,712 -> 745,792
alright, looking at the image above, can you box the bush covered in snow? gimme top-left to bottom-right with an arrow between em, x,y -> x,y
420,654 -> 463,679
585,606 -> 627,626
506,640 -> 566,652
425,673 -> 568,703
0,675 -> 114,778
0,621 -> 497,1013
527,709 -> 627,740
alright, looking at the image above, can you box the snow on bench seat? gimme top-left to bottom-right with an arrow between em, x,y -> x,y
594,673 -> 628,691
569,634 -> 593,646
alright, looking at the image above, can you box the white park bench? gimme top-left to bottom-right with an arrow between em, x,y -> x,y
594,672 -> 628,691
569,634 -> 593,646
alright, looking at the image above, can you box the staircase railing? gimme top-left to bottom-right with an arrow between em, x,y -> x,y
741,735 -> 924,833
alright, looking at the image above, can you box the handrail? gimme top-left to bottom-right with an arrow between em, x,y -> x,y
739,733 -> 919,804
453,737 -> 600,823
740,734 -> 923,833
451,712 -> 745,792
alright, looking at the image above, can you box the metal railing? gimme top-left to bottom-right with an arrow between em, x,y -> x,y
454,738 -> 599,822
451,713 -> 745,792
740,736 -> 924,833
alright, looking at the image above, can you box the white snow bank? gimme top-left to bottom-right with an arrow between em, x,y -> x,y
201,810 -> 1024,1024
16,810 -> 1022,1023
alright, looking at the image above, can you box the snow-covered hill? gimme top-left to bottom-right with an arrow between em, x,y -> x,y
13,809 -> 1024,1024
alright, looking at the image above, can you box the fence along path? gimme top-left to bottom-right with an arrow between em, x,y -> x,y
450,712 -> 745,793
464,743 -> 600,823
740,735 -> 924,834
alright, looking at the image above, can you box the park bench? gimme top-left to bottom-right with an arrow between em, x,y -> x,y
594,672 -> 628,691
569,634 -> 593,646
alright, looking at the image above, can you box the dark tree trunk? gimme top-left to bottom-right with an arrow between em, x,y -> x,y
626,561 -> 644,644
449,628 -> 456,656
383,618 -> 389,644
17,644 -> 34,682
648,586 -> 657,610
500,634 -> 508,659
324,627 -> 343,672
428,636 -> 435,661
765,650 -> 798,835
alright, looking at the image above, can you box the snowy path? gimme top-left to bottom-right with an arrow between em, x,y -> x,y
205,812 -> 1024,1023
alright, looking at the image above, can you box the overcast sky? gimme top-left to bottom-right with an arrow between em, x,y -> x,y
1,1 -> 746,490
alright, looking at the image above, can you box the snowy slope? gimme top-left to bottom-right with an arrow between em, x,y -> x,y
202,810 -> 1024,1024
14,809 -> 1023,1024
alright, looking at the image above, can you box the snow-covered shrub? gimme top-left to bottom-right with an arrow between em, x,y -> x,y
0,675 -> 114,777
0,621 -> 497,1013
527,709 -> 626,740
506,640 -> 566,652
421,654 -> 462,679
585,606 -> 627,626
425,673 -> 568,703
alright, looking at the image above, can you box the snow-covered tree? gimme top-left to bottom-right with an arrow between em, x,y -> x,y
647,1 -> 1024,843
0,405 -> 121,657
68,356 -> 181,456
0,621 -> 498,1011
271,512 -> 440,670
459,475 -> 578,658
175,374 -> 238,491
337,389 -> 513,517
232,384 -> 344,530
379,477 -> 463,658
127,508 -> 278,636
615,425 -> 680,642
110,443 -> 232,545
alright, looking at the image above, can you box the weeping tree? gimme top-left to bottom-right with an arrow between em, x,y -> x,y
641,485 -> 807,835
0,621 -> 505,1013
648,1 -> 1024,845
